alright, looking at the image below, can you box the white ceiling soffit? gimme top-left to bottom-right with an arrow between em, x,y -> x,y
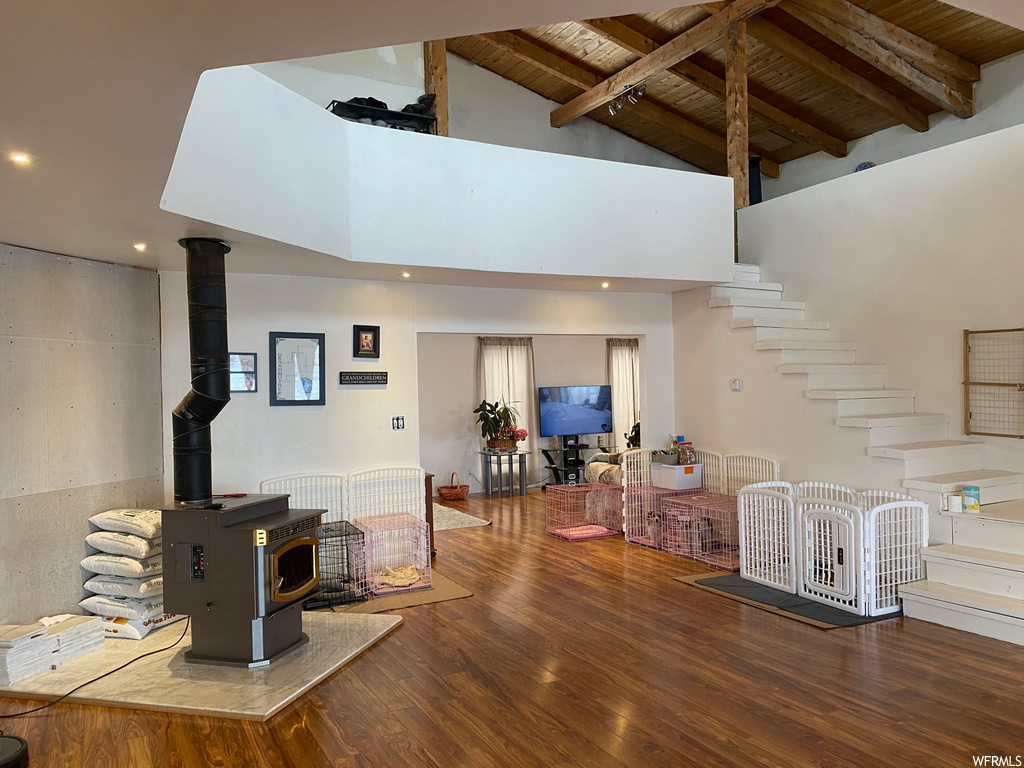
0,0 -> 1018,287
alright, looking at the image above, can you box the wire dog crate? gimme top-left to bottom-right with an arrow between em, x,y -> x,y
624,486 -> 700,550
353,513 -> 432,596
303,521 -> 367,609
662,492 -> 740,571
546,483 -> 622,540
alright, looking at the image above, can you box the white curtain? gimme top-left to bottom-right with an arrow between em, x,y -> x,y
607,338 -> 640,451
476,337 -> 540,485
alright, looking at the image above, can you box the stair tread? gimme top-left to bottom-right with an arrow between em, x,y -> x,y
730,318 -> 830,330
716,280 -> 783,291
961,499 -> 1024,525
904,469 -> 1024,492
835,412 -> 950,427
708,297 -> 806,310
779,364 -> 884,374
753,340 -> 856,351
900,579 -> 1024,619
807,389 -> 915,400
923,544 -> 1024,572
868,440 -> 984,459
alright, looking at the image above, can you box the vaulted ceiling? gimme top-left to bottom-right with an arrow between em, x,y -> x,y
447,0 -> 1024,177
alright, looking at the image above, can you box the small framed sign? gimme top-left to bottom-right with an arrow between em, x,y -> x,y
353,325 -> 380,359
339,371 -> 388,385
228,352 -> 257,393
269,332 -> 326,406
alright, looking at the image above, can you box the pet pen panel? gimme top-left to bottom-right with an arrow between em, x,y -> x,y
545,483 -> 622,540
864,500 -> 928,617
723,454 -> 780,495
353,512 -> 432,596
260,473 -> 345,522
346,466 -> 426,522
693,449 -> 725,494
797,500 -> 864,615
859,489 -> 913,510
621,448 -> 655,491
303,521 -> 366,608
796,481 -> 860,505
738,488 -> 797,593
624,486 -> 699,550
662,492 -> 740,571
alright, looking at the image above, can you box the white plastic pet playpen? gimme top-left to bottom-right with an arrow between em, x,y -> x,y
739,483 -> 927,616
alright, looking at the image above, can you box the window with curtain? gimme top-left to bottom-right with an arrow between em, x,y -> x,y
607,338 -> 640,450
477,337 -> 539,485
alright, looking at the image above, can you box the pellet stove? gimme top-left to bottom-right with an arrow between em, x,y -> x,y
162,239 -> 321,667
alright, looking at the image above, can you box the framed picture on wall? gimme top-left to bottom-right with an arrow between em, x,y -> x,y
269,332 -> 326,406
353,325 -> 380,359
228,352 -> 257,393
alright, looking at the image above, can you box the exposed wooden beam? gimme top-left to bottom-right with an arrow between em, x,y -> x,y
478,30 -> 781,177
580,16 -> 847,157
701,4 -> 929,132
787,0 -> 980,83
550,0 -> 783,129
726,21 -> 750,209
424,40 -> 449,136
782,1 -> 973,118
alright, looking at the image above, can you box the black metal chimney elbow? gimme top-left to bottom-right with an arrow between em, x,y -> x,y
172,238 -> 231,505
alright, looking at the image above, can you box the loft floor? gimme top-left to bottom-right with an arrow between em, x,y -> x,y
3,489 -> 1024,766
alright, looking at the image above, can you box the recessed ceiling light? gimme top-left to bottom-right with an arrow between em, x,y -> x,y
8,152 -> 31,165
601,282 -> 610,289
133,243 -> 147,252
401,272 -> 410,278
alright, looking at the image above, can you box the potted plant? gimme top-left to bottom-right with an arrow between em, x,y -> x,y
474,399 -> 528,452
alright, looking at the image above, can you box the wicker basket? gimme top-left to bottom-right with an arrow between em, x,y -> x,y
437,472 -> 469,501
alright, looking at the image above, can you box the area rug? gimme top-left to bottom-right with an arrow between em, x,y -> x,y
331,572 -> 472,614
432,503 -> 491,531
675,573 -> 899,629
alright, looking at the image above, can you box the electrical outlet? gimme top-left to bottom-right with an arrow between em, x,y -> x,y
392,416 -> 405,430
729,378 -> 743,392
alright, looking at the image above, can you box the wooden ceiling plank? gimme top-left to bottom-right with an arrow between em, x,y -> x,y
727,20 -> 750,208
582,16 -> 845,157
550,0 -> 784,129
794,0 -> 980,82
477,30 -> 780,177
737,14 -> 931,132
782,1 -> 973,118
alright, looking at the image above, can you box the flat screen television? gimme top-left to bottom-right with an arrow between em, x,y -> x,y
538,385 -> 613,437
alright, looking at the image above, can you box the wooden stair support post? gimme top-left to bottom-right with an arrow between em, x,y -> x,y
550,0 -> 783,129
727,20 -> 749,209
580,16 -> 847,158
424,40 -> 449,136
782,0 -> 974,118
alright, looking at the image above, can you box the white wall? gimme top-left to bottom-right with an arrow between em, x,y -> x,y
0,245 -> 163,624
417,333 -> 629,492
160,274 -> 674,496
674,122 -> 1024,489
764,51 -> 1024,200
162,65 -> 734,285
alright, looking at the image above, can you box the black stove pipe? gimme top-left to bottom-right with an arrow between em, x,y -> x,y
172,238 -> 231,505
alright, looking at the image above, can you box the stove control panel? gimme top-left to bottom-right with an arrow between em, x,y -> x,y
190,544 -> 205,581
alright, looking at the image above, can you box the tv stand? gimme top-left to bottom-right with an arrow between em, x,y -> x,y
542,435 -> 588,485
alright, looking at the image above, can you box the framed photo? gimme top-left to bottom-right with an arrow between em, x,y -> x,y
269,332 -> 326,406
353,325 -> 380,359
228,353 -> 257,393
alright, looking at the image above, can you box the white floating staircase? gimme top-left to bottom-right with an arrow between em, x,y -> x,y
711,264 -> 1024,645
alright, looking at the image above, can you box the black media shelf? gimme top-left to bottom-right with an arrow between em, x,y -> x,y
326,100 -> 437,133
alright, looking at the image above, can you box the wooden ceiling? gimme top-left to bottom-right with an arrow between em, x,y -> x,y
446,0 -> 1024,177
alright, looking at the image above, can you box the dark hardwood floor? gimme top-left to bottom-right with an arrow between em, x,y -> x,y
3,489 -> 1024,767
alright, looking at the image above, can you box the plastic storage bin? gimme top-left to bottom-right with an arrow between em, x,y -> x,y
650,463 -> 703,491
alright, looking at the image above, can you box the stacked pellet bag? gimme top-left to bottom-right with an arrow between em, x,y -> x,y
79,509 -> 185,639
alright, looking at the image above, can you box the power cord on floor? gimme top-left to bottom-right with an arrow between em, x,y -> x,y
0,616 -> 191,720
